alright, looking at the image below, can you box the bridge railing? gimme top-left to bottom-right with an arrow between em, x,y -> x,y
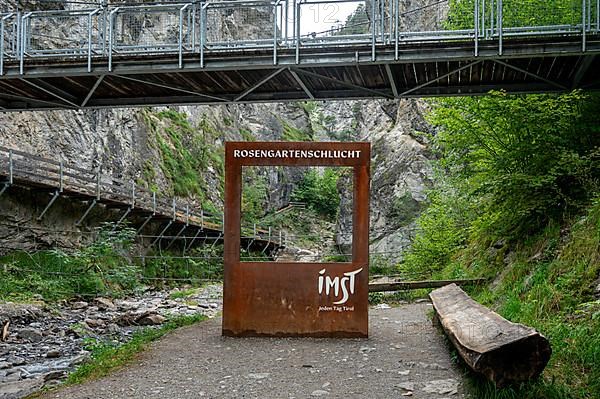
0,0 -> 598,73
0,13 -> 18,75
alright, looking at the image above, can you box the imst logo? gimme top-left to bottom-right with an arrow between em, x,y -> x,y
318,268 -> 363,305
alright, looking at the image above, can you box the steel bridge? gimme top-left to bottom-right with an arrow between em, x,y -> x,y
0,0 -> 599,111
0,147 -> 283,252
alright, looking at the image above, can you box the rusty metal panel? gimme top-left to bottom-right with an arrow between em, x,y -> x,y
223,141 -> 370,337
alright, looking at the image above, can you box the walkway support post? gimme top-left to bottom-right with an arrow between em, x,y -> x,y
87,9 -> 101,72
583,0 -> 587,52
295,0 -> 300,64
37,159 -> 63,221
371,0 -> 376,61
19,12 -> 32,75
1,13 -> 14,76
151,220 -> 173,247
394,0 -> 399,60
178,4 -> 190,69
0,150 -> 11,198
108,7 -> 119,72
200,2 -> 207,68
474,0 -> 479,56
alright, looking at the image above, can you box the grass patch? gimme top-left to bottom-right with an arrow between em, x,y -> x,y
168,288 -> 198,300
66,314 -> 207,385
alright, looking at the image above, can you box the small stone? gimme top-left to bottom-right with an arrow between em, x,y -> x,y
0,361 -> 10,369
44,370 -> 67,382
397,382 -> 415,391
401,392 -> 413,396
422,379 -> 459,395
398,370 -> 410,376
247,373 -> 270,380
322,382 -> 331,388
95,297 -> 116,310
137,314 -> 166,326
374,303 -> 391,309
71,301 -> 88,310
46,350 -> 61,359
84,319 -> 105,329
17,328 -> 43,343
311,390 -> 329,397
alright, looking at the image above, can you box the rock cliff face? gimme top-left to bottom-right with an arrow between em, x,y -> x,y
0,1 -> 436,259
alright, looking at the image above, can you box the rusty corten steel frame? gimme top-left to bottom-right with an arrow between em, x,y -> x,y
223,141 -> 370,338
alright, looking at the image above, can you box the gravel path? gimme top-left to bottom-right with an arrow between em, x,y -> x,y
40,303 -> 468,399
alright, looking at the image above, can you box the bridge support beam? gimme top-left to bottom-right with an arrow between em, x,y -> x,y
288,68 -> 314,99
493,59 -> 566,90
165,224 -> 187,251
399,60 -> 482,97
384,64 -> 399,98
37,190 -> 60,221
184,227 -> 203,253
571,55 -> 596,88
80,75 -> 105,107
113,206 -> 132,229
151,220 -> 173,247
76,199 -> 97,226
136,213 -> 154,234
19,78 -> 80,109
293,68 -> 394,100
234,68 -> 285,102
0,182 -> 10,199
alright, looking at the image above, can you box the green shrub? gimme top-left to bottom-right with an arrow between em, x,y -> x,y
291,168 -> 341,221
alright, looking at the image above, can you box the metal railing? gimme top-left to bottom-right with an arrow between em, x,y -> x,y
0,0 -> 598,74
0,146 -> 284,249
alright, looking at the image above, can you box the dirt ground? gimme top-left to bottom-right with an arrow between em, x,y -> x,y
39,303 -> 468,399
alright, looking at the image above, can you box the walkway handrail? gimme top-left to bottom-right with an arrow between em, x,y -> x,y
1,0 -> 598,75
0,146 -> 281,245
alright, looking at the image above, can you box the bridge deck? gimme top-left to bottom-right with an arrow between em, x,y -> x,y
0,0 -> 599,111
0,37 -> 598,111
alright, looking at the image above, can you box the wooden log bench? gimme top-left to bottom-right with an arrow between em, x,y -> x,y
429,283 -> 551,387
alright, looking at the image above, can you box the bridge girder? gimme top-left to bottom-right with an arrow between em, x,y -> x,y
0,38 -> 598,111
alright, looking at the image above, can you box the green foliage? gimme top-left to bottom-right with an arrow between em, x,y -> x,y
336,4 -> 369,35
66,314 -> 206,385
0,225 -> 139,301
369,255 -> 398,276
368,292 -> 385,305
142,245 -> 224,286
239,128 -> 256,142
241,168 -> 268,223
281,120 -> 313,142
142,109 -> 224,208
0,225 -> 227,301
427,91 -> 600,239
401,90 -> 600,397
291,168 -> 341,221
446,0 -> 584,30
457,202 -> 600,398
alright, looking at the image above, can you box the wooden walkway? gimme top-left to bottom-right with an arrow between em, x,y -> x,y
0,146 -> 282,251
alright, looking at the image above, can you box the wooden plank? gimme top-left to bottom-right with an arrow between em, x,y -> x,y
429,284 -> 551,387
368,278 -> 485,292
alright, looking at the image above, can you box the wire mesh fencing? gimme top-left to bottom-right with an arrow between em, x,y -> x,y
110,4 -> 194,54
0,0 -> 596,71
203,1 -> 281,49
23,9 -> 103,58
